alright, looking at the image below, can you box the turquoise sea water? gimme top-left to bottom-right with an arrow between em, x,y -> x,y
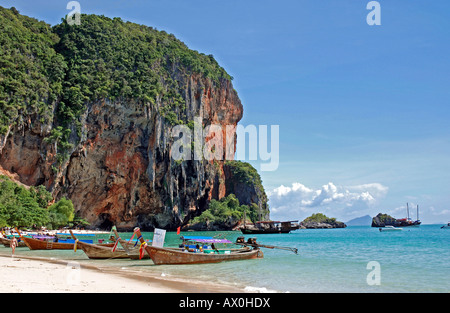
2,225 -> 449,293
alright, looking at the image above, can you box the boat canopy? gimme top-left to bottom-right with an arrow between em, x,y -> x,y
181,236 -> 232,244
56,233 -> 95,236
32,235 -> 55,240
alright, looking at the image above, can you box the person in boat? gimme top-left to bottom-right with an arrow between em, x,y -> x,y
247,237 -> 259,249
211,243 -> 219,254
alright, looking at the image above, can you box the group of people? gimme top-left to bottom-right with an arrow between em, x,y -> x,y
179,242 -> 220,254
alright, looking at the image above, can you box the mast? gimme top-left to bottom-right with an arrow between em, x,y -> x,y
407,203 -> 410,220
417,204 -> 419,221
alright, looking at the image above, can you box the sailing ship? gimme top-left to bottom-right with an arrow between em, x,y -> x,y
396,203 -> 421,227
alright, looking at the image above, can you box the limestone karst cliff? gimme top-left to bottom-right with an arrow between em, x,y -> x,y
0,7 -> 267,230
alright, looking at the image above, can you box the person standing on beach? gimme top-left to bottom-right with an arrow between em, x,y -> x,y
11,236 -> 17,256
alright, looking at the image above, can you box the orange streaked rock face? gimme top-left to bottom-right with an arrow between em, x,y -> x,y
0,74 -> 247,230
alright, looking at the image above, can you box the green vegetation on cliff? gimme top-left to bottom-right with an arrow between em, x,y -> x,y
192,193 -> 260,226
0,6 -> 234,164
225,161 -> 263,190
191,161 -> 271,228
53,13 -> 232,123
301,213 -> 346,228
0,7 -> 265,230
225,160 -> 269,219
371,213 -> 397,227
303,213 -> 337,224
0,7 -> 65,134
0,176 -> 76,229
374,213 -> 394,223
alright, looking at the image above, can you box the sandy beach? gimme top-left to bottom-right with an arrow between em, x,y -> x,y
0,254 -> 243,293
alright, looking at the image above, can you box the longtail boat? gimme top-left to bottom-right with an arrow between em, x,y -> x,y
235,236 -> 299,254
0,236 -> 27,248
69,230 -> 129,259
133,228 -> 264,265
15,228 -> 114,250
241,210 -> 300,234
112,227 -> 150,259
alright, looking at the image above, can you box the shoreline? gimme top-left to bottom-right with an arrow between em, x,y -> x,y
0,253 -> 245,293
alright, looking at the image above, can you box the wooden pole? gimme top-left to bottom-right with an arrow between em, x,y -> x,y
69,230 -> 77,240
133,227 -> 147,245
133,227 -> 151,260
235,240 -> 298,255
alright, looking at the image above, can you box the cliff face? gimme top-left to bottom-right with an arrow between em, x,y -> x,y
224,161 -> 269,220
0,8 -> 267,231
0,75 -> 243,230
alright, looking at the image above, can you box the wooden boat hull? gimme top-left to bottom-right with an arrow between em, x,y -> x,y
20,235 -> 114,250
397,221 -> 421,227
118,239 -> 150,260
0,237 -> 27,247
76,241 -> 130,259
240,217 -> 299,234
21,236 -> 77,250
144,245 -> 263,265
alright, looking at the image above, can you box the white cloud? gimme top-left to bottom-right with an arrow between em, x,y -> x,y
427,206 -> 450,217
268,181 -> 389,221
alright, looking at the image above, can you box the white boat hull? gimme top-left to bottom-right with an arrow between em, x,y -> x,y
379,226 -> 402,232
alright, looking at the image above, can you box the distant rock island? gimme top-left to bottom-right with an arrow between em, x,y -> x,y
371,212 -> 421,227
371,213 -> 397,227
346,215 -> 372,226
300,213 -> 346,229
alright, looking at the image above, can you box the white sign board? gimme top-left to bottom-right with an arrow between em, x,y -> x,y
152,228 -> 166,248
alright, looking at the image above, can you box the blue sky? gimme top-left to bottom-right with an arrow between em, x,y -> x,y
2,0 -> 450,223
